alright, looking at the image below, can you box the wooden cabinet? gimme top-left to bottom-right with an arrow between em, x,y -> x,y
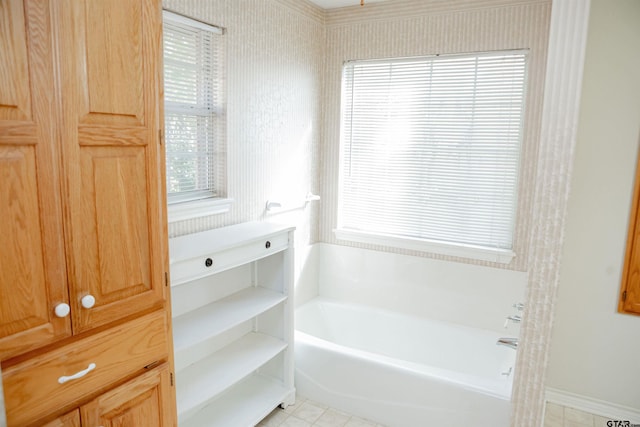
3,311 -> 170,426
34,364 -> 173,427
170,222 -> 296,426
0,0 -> 167,358
620,151 -> 640,315
0,0 -> 175,425
81,364 -> 175,427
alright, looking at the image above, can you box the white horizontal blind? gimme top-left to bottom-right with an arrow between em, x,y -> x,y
163,11 -> 225,202
339,51 -> 528,252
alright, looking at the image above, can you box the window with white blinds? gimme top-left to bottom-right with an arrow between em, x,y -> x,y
337,51 -> 528,261
163,11 -> 225,203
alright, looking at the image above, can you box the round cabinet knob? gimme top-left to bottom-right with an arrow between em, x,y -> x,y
81,294 -> 96,309
54,303 -> 71,318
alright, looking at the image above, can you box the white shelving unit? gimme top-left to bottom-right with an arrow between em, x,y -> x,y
169,222 -> 296,427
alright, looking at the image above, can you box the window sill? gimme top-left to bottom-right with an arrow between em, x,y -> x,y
334,228 -> 515,264
168,197 -> 233,223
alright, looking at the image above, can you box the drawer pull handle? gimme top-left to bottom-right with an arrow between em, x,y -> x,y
58,363 -> 96,384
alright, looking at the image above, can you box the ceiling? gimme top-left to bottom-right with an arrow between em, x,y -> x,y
307,0 -> 389,9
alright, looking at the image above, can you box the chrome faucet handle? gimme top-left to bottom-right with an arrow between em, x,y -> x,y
497,337 -> 519,350
512,303 -> 524,311
504,314 -> 522,328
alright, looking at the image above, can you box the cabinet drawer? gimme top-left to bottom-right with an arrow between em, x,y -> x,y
171,232 -> 289,285
2,310 -> 169,427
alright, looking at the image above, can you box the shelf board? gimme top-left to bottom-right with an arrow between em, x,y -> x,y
173,287 -> 287,353
181,374 -> 293,427
176,332 -> 287,423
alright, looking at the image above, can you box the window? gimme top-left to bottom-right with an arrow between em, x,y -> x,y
337,51 -> 528,262
162,11 -> 226,210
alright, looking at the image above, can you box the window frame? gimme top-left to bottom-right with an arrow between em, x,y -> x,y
335,50 -> 529,263
162,10 -> 231,222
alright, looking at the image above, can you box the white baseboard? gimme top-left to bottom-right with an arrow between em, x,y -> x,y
546,388 -> 640,423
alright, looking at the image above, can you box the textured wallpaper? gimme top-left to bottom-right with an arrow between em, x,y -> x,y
320,0 -> 552,272
160,0 -> 551,273
161,0 -> 325,250
154,2 -> 589,426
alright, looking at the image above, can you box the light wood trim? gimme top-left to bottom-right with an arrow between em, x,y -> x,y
142,0 -> 169,309
152,2 -> 176,420
77,125 -> 150,146
41,410 -> 81,427
0,122 -> 38,144
619,147 -> 640,315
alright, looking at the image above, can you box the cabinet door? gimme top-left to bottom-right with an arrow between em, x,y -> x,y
0,0 -> 71,359
42,410 -> 81,427
620,152 -> 640,315
52,0 -> 168,333
81,364 -> 176,427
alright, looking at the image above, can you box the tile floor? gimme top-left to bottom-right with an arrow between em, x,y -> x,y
544,402 -> 613,427
261,398 -> 617,427
258,395 -> 386,427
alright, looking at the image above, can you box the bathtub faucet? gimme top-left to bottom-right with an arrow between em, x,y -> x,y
506,314 -> 521,323
496,337 -> 518,350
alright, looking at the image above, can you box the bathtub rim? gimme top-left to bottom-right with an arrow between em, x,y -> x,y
295,297 -> 515,401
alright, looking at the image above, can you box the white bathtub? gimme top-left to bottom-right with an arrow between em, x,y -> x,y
294,297 -> 516,427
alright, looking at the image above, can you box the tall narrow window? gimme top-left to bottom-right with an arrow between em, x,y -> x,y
337,51 -> 528,262
162,11 -> 226,204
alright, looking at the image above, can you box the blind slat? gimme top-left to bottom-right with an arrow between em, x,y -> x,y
163,11 -> 224,198
340,51 -> 528,251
